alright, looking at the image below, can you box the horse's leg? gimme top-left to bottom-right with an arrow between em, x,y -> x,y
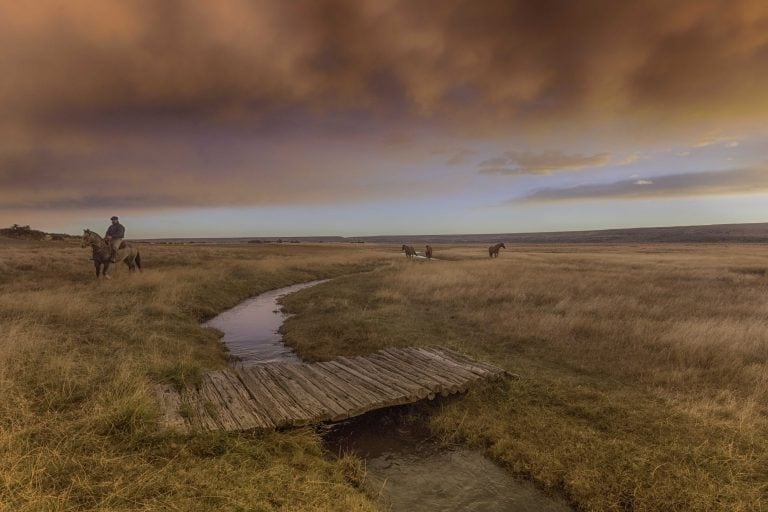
103,260 -> 112,279
94,260 -> 100,278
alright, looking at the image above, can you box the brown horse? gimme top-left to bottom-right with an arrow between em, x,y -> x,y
489,242 -> 506,258
401,244 -> 416,259
82,229 -> 142,279
425,245 -> 433,260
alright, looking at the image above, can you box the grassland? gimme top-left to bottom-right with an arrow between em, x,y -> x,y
280,244 -> 768,511
0,239 -> 391,511
2,239 -> 767,511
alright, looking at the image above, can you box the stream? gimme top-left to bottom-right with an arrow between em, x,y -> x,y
205,280 -> 572,511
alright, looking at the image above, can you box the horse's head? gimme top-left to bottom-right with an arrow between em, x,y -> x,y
500,243 -> 506,249
401,244 -> 407,251
81,229 -> 102,248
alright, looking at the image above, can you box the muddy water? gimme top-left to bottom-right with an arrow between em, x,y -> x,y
203,279 -> 328,366
205,280 -> 572,511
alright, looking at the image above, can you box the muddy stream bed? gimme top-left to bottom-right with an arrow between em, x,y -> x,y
205,280 -> 572,511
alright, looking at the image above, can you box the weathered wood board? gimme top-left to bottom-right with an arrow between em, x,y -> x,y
156,346 -> 510,432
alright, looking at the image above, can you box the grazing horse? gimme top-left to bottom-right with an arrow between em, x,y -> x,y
425,245 -> 433,260
81,229 -> 142,279
489,242 -> 506,258
401,244 -> 416,259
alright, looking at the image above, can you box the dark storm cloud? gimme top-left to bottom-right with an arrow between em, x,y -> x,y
1,0 -> 768,212
479,150 -> 611,175
517,168 -> 768,203
3,1 -> 768,129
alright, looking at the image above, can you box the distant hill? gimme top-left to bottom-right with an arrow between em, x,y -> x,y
365,223 -> 768,244
140,222 -> 768,244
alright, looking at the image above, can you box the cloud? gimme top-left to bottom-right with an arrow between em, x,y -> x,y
616,153 -> 640,165
479,150 -> 611,175
518,168 -> 768,203
692,132 -> 741,148
2,1 -> 768,133
1,1 -> 768,216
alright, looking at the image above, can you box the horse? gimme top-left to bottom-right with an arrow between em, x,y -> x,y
401,244 -> 416,259
425,245 -> 433,260
489,242 -> 506,258
81,229 -> 142,279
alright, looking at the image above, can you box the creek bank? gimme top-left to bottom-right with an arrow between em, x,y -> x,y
205,279 -> 573,511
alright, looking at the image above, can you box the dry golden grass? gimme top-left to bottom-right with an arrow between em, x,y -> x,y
280,243 -> 768,511
0,239 -> 394,511
5,238 -> 768,511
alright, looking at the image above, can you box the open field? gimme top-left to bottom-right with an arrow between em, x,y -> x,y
0,239 -> 391,511
281,243 -> 768,511
2,238 -> 767,511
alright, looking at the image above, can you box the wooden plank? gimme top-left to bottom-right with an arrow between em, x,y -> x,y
371,351 -> 454,394
278,364 -> 350,421
331,357 -> 409,402
215,370 -> 274,429
178,388 -> 207,431
380,348 -> 467,391
431,347 -> 506,375
316,361 -> 410,416
300,364 -> 373,415
312,362 -> 376,409
188,383 -> 223,431
199,373 -> 241,430
364,354 -> 439,396
345,356 -> 429,399
239,367 -> 295,426
320,361 -> 386,406
155,384 -> 188,431
263,364 -> 331,423
250,366 -> 316,426
220,370 -> 275,428
325,361 -> 408,411
417,347 -> 494,379
358,354 -> 435,398
405,348 -> 485,387
156,345 -> 511,433
206,371 -> 253,430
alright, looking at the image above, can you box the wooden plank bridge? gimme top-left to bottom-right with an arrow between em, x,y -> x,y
156,346 -> 509,432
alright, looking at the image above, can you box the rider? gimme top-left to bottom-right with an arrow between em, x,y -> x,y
104,216 -> 125,263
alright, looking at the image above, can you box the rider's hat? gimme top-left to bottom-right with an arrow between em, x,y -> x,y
110,216 -> 118,220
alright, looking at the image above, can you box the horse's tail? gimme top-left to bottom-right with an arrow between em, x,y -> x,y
135,251 -> 142,270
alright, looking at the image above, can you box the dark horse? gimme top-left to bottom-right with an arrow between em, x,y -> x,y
489,242 -> 506,258
425,245 -> 433,260
82,229 -> 142,279
401,244 -> 416,259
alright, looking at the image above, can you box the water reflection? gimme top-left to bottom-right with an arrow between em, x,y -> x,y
203,280 -> 328,365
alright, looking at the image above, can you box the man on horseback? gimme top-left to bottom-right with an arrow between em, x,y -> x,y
104,216 -> 125,263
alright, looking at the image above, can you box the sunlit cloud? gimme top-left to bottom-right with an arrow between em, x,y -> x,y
2,0 -> 768,234
479,150 -> 611,176
616,153 -> 640,165
518,168 -> 768,203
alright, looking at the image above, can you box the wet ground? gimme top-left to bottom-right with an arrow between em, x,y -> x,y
204,280 -> 573,511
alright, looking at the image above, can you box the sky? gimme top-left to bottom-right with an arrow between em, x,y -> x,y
1,0 -> 768,238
